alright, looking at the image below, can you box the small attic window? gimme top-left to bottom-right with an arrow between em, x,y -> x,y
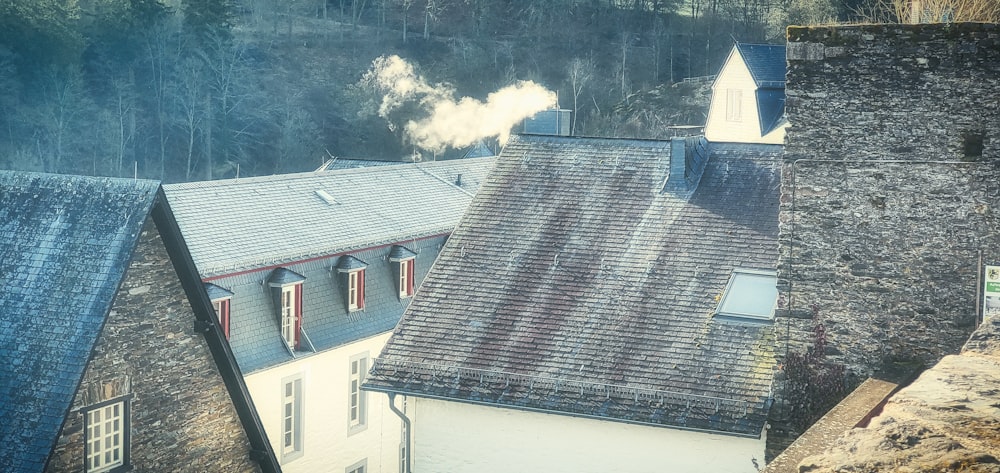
205,283 -> 234,340
336,255 -> 368,312
716,269 -> 778,321
267,268 -> 306,350
389,245 -> 417,299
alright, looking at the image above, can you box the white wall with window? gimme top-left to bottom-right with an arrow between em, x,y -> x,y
705,48 -> 787,145
408,397 -> 767,473
244,333 -> 401,473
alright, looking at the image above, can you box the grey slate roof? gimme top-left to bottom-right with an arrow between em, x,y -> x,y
366,136 -> 781,436
736,43 -> 787,87
164,157 -> 495,278
317,158 -> 403,171
165,158 -> 495,374
0,172 -> 158,473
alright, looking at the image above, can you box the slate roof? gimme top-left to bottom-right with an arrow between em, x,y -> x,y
365,136 -> 781,436
0,172 -> 158,473
164,157 -> 495,278
316,158 -> 403,171
736,43 -> 787,87
164,158 -> 495,373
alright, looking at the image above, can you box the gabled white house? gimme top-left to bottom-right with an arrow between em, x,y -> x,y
365,135 -> 782,473
705,43 -> 788,144
164,158 -> 494,473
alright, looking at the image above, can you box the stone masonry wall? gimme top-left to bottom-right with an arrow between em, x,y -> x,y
778,23 -> 1000,378
45,217 -> 261,472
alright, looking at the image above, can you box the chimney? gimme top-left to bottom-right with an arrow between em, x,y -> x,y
521,109 -> 572,136
663,137 -> 710,195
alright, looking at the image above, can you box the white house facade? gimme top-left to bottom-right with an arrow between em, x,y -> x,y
705,43 -> 788,145
164,158 -> 494,473
408,398 -> 766,473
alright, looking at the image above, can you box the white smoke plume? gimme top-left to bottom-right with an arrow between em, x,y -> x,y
363,55 -> 558,153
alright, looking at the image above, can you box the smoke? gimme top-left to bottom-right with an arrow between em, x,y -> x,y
363,55 -> 558,153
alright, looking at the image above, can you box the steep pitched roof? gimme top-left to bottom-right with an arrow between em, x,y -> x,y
164,157 -> 495,278
366,137 -> 781,436
165,158 -> 495,373
0,172 -> 158,473
736,43 -> 787,87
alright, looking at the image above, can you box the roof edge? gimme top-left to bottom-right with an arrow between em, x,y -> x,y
151,189 -> 282,473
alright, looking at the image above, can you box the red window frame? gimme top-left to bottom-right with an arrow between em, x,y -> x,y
213,298 -> 231,340
399,259 -> 415,298
348,269 -> 365,311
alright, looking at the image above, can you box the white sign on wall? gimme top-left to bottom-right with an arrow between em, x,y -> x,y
984,265 -> 1000,320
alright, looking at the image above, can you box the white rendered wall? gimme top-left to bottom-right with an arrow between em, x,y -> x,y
410,397 -> 766,473
705,51 -> 785,145
245,332 -> 402,473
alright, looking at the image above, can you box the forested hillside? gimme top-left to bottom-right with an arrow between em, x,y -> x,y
0,0 -> 860,182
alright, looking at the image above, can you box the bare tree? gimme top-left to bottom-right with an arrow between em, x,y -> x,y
566,57 -> 594,135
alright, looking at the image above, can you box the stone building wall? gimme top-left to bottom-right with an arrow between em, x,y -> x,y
45,216 -> 261,472
778,23 -> 1000,377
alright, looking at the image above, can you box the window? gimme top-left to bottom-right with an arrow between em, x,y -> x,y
280,285 -> 301,348
337,256 -> 368,313
726,89 -> 742,122
205,283 -> 234,340
348,269 -> 365,311
389,245 -> 418,300
84,399 -> 129,473
267,268 -> 306,350
398,259 -> 415,298
346,459 -> 367,473
212,298 -> 231,339
281,375 -> 304,462
716,269 -> 778,321
348,354 -> 368,434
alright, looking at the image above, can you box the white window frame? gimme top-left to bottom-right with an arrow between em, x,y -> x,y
348,269 -> 363,311
726,88 -> 743,122
281,374 -> 304,463
280,285 -> 296,347
398,258 -> 414,299
85,399 -> 129,473
346,459 -> 367,473
348,353 -> 368,434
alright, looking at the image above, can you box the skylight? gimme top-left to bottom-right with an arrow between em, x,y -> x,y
717,269 -> 778,321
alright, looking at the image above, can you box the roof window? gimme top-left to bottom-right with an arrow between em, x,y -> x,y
267,268 -> 306,350
337,256 -> 368,312
716,269 -> 777,321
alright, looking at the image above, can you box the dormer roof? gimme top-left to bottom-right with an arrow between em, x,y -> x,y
736,43 -> 786,87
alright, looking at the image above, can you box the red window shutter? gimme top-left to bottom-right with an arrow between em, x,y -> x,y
358,270 -> 365,310
221,299 -> 231,340
294,284 -> 303,348
406,260 -> 415,296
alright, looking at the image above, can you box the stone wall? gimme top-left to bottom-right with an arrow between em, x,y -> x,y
779,23 -> 1000,376
45,217 -> 261,472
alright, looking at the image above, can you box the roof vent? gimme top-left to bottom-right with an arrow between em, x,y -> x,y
315,189 -> 337,205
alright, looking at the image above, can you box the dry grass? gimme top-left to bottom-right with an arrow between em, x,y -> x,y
855,0 -> 1000,23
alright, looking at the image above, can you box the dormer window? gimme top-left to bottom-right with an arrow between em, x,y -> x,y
337,256 -> 368,312
268,268 -> 306,350
389,245 -> 418,299
716,268 -> 778,321
205,283 -> 234,340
